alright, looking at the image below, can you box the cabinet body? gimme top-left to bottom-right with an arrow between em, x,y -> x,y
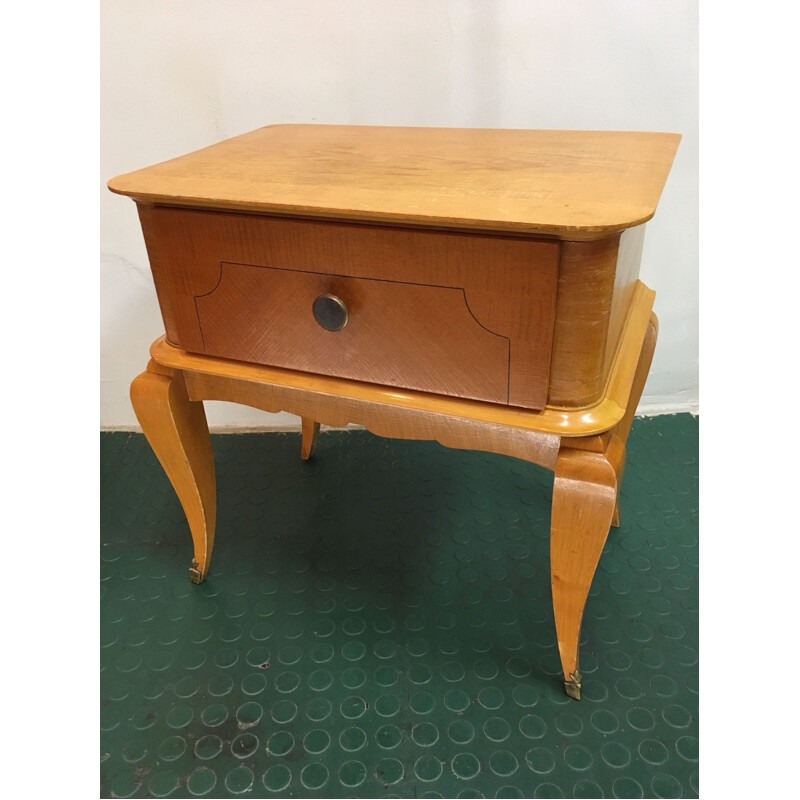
137,206 -> 645,411
110,125 -> 679,411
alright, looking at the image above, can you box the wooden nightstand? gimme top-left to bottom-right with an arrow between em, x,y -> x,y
109,124 -> 680,699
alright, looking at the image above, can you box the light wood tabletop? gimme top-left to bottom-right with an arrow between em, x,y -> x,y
108,125 -> 680,239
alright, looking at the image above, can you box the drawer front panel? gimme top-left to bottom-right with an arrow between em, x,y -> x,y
137,206 -> 560,409
196,263 -> 511,404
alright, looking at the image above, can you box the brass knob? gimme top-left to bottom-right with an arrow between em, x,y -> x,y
312,294 -> 348,331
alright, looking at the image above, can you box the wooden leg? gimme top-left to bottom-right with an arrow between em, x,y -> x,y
551,439 -> 622,699
301,418 -> 321,460
130,360 -> 217,584
550,315 -> 657,698
609,313 -> 658,528
614,313 -> 659,447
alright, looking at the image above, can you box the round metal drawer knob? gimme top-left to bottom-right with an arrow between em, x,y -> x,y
312,294 -> 349,331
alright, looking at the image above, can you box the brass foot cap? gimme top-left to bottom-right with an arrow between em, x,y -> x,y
564,670 -> 582,700
189,561 -> 205,584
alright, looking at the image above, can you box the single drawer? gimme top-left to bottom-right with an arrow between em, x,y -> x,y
196,263 -> 510,404
137,206 -> 560,410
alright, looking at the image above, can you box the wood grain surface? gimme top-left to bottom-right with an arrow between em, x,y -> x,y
130,361 -> 217,583
195,262 -> 511,405
148,278 -> 655,438
138,206 -> 559,410
110,125 -> 681,239
548,236 -> 621,407
550,312 -> 658,696
117,125 -> 675,698
551,435 -> 624,697
185,369 -> 562,473
300,418 -> 320,460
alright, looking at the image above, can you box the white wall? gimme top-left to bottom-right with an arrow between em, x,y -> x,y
101,0 -> 698,429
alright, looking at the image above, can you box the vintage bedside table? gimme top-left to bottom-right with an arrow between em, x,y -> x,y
108,124 -> 680,699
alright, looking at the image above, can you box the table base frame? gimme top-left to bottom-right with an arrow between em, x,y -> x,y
130,315 -> 657,699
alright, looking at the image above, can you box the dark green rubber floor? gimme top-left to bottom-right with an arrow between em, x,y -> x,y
100,414 -> 698,799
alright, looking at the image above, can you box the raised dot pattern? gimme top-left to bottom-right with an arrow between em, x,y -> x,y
100,417 -> 698,797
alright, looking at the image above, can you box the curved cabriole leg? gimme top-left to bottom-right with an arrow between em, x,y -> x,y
551,313 -> 658,698
301,418 -> 321,460
130,360 -> 217,584
551,442 -> 621,699
610,313 -> 659,528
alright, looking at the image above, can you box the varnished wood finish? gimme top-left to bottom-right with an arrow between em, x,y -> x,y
115,126 -> 679,699
137,206 -> 559,410
301,419 -> 320,460
548,236 -> 620,406
609,313 -> 659,529
148,279 -> 654,440
123,124 -> 681,409
131,300 -> 658,697
548,226 -> 648,409
550,313 -> 658,698
138,207 -> 559,409
195,262 -> 511,405
109,125 -> 680,239
129,361 -> 217,583
613,314 -> 659,447
551,435 -> 624,698
185,370 -> 561,471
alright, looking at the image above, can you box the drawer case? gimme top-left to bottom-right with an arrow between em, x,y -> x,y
110,125 -> 681,412
138,206 -> 561,410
